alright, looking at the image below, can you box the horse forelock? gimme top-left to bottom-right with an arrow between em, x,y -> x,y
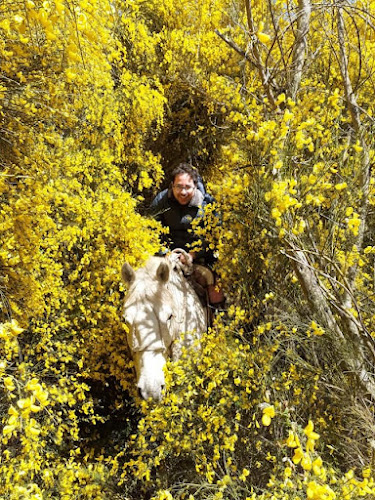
124,276 -> 157,307
123,257 -> 202,326
123,257 -> 173,308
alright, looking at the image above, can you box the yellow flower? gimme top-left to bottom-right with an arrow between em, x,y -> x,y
284,466 -> 292,478
65,69 -> 77,82
306,438 -> 316,453
352,142 -> 363,152
261,405 -> 275,426
3,424 -> 17,436
10,319 -> 24,336
3,376 -> 15,391
347,213 -> 361,235
286,430 -> 300,448
304,420 -> 320,441
362,467 -> 371,478
258,31 -> 271,43
301,453 -> 312,471
283,109 -> 294,121
239,468 -> 250,481
308,321 -> 325,336
346,207 -> 354,216
306,480 -> 336,499
257,22 -> 271,43
292,447 -> 304,464
152,490 -> 174,500
312,456 -> 323,476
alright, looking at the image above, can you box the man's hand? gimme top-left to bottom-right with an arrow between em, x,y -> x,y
171,249 -> 194,266
180,252 -> 196,265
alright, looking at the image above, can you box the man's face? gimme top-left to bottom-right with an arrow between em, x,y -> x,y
172,173 -> 196,205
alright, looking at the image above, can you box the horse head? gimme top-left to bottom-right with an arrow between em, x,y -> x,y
121,255 -> 206,402
122,258 -> 177,401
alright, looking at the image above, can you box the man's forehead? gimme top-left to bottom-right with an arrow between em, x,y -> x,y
174,172 -> 194,184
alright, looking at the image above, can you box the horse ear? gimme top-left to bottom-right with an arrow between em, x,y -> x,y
156,261 -> 170,283
121,262 -> 135,285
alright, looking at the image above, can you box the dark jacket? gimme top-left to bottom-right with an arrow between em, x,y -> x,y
150,182 -> 215,265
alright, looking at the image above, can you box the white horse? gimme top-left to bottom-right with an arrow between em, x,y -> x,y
121,252 -> 207,401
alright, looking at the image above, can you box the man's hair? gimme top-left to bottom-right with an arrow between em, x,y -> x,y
171,163 -> 198,186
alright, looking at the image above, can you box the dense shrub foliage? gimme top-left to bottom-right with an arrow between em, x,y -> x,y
2,0 -> 375,499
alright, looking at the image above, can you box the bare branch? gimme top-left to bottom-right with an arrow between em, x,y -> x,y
290,0 -> 311,99
337,4 -> 362,130
214,29 -> 259,69
244,0 -> 277,108
336,2 -> 371,288
267,0 -> 288,75
288,242 -> 375,398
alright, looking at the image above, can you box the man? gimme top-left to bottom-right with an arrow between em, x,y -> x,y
150,163 -> 224,305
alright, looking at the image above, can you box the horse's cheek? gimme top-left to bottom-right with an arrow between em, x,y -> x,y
160,321 -> 174,348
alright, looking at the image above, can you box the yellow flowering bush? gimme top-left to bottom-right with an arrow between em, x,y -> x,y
110,313 -> 375,499
112,314 -> 276,495
1,0 -> 165,496
2,0 -> 375,498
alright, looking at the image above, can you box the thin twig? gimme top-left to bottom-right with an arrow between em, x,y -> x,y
214,29 -> 259,69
